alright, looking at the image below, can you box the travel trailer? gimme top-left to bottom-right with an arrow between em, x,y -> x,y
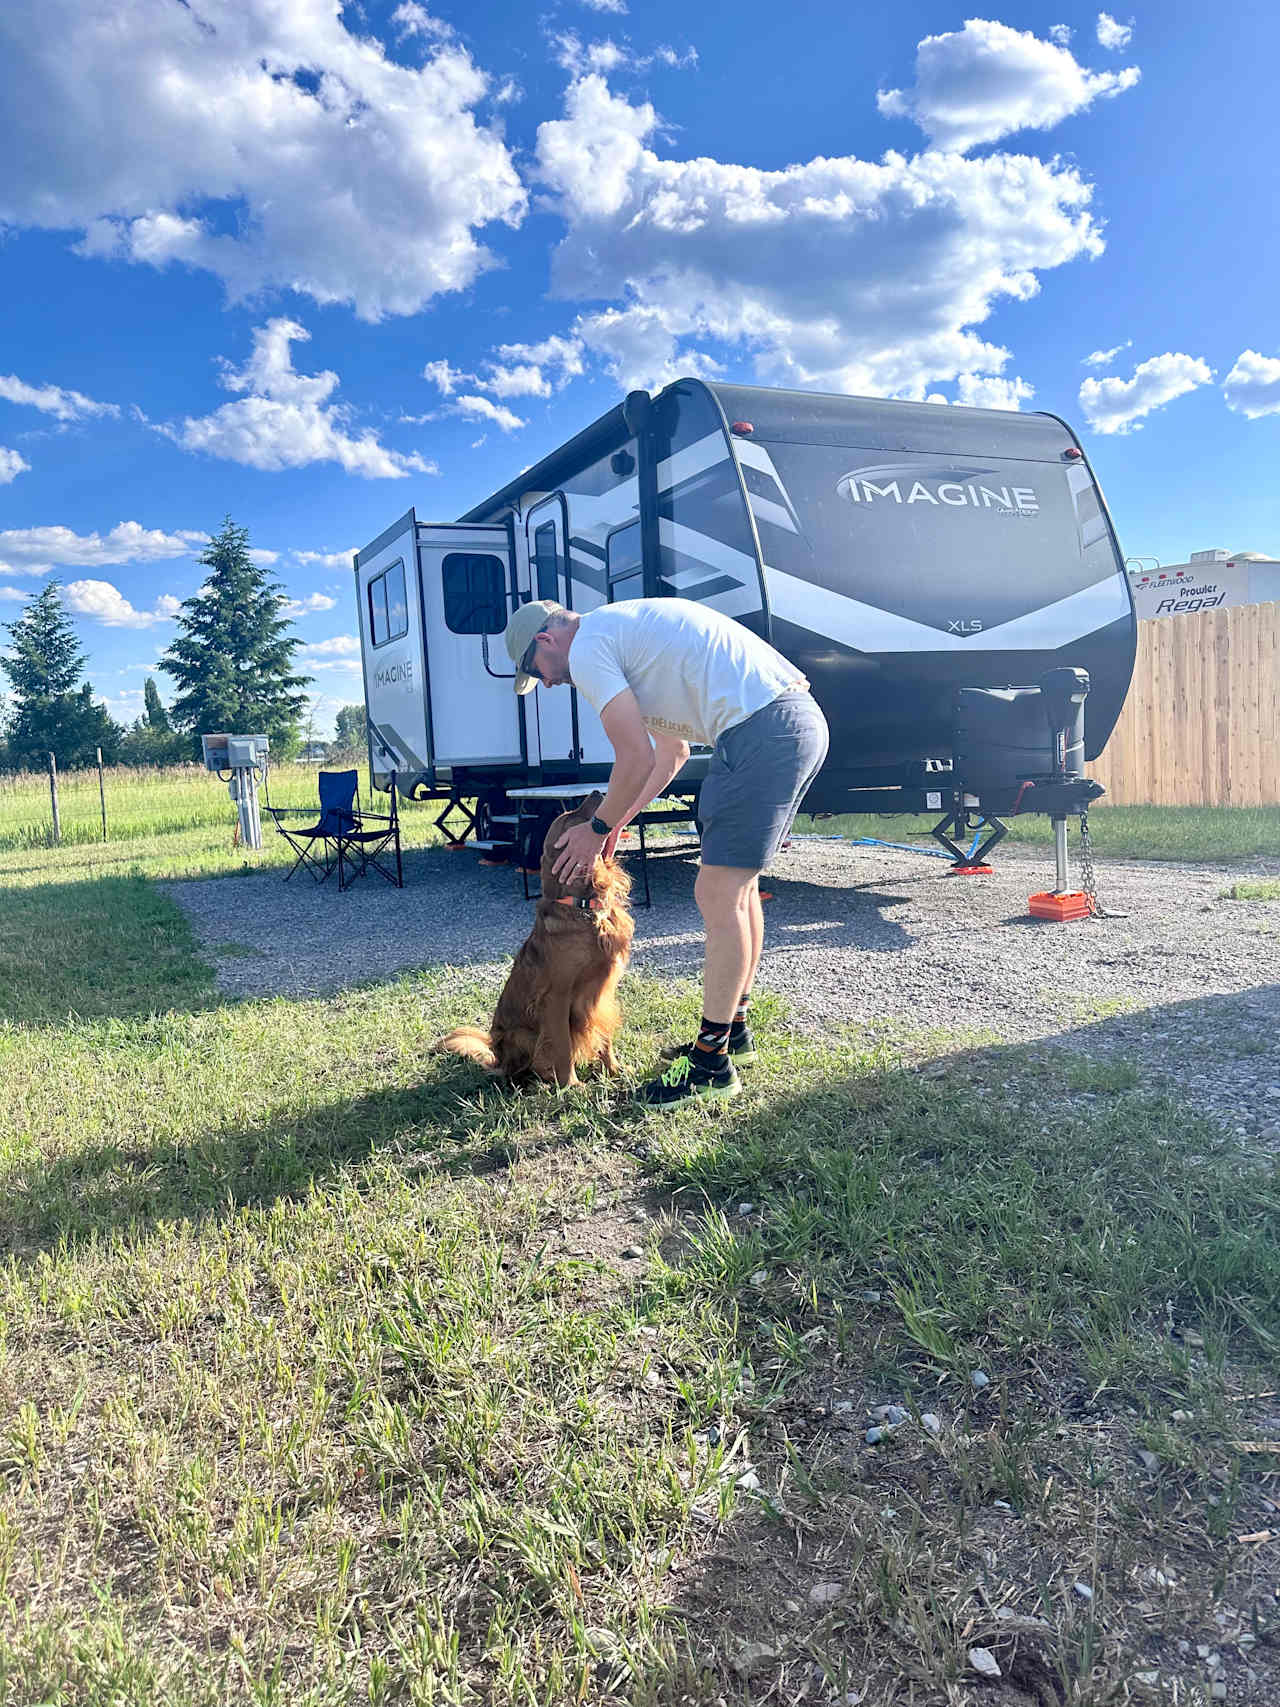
354,380 -> 1135,868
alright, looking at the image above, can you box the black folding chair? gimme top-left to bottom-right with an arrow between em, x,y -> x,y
267,769 -> 360,889
338,774 -> 403,891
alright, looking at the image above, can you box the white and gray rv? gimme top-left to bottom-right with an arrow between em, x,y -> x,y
354,380 -> 1135,867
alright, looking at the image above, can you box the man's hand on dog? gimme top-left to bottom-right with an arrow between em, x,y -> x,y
553,820 -> 606,881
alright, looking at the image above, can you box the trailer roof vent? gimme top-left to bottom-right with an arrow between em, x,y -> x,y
730,420 -> 754,436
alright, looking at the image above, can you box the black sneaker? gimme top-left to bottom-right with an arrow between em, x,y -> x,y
660,1027 -> 757,1068
635,1050 -> 741,1110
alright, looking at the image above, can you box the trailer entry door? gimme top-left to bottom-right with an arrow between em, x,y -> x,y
524,496 -> 579,766
417,524 -> 521,768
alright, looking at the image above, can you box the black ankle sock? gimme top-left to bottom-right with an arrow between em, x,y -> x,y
693,1018 -> 732,1066
730,995 -> 751,1039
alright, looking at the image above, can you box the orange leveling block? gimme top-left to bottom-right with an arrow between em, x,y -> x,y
1028,890 -> 1094,922
945,862 -> 993,876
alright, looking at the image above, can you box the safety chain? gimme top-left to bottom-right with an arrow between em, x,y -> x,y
1078,805 -> 1127,919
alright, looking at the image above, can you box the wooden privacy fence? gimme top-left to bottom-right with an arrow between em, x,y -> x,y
1091,602 -> 1280,806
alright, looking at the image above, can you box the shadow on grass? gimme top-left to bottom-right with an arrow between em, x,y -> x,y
0,874 -> 218,1027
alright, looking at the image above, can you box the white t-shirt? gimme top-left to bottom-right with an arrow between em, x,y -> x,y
568,598 -> 807,746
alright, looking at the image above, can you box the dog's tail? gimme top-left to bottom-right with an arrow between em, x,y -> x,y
434,1027 -> 499,1070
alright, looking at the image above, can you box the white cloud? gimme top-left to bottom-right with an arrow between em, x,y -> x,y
450,394 -> 526,432
1096,12 -> 1134,51
294,548 -> 358,571
1082,340 -> 1131,368
1223,350 -> 1280,420
954,372 -> 1033,410
876,18 -> 1139,152
0,446 -> 30,483
531,73 -> 1110,399
491,77 -> 522,105
279,591 -> 339,617
0,373 -> 119,421
0,586 -> 27,601
423,358 -> 472,396
249,548 -> 281,566
390,3 -> 450,42
166,319 -> 437,478
0,0 -> 526,320
552,31 -> 695,78
483,364 -> 551,399
102,686 -> 147,722
300,634 -> 361,657
63,578 -> 182,627
1048,24 -> 1072,46
579,0 -> 628,12
1078,352 -> 1213,434
0,521 -> 194,572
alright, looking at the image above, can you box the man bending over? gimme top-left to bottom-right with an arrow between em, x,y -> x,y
503,596 -> 829,1109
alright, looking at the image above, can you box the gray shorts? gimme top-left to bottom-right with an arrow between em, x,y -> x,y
699,690 -> 830,871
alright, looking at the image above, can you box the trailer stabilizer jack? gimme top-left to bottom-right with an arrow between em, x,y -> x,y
930,810 -> 1009,869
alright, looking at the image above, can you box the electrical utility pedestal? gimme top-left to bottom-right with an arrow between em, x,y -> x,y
201,734 -> 270,851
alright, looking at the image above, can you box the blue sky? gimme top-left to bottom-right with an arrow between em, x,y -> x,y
1,0 -> 1276,736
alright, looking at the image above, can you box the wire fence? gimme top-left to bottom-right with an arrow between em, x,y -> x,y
0,758 -> 365,853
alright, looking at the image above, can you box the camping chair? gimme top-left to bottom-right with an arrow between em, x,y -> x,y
337,773 -> 403,891
267,769 -> 360,889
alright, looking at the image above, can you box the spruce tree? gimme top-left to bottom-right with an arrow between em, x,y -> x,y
160,519 -> 311,758
1,581 -> 122,768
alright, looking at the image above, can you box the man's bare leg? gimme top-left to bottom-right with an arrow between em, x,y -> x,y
694,863 -> 760,1021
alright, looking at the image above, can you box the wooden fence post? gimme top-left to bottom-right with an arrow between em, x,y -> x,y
48,751 -> 61,845
97,747 -> 108,842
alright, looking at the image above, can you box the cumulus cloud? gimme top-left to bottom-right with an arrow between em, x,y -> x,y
1078,352 -> 1213,434
422,358 -> 537,423
390,2 -> 451,42
552,31 -> 695,77
1223,350 -> 1280,420
450,394 -> 526,432
298,633 -> 363,673
249,548 -> 281,566
0,521 -> 195,572
876,17 -> 1139,152
279,591 -> 339,616
1082,340 -> 1131,368
166,319 -> 436,477
579,0 -> 628,12
1096,12 -> 1134,51
294,548 -> 359,571
0,0 -> 525,320
530,72 -> 1110,399
0,373 -> 119,421
63,578 -> 182,626
0,585 -> 28,601
954,372 -> 1034,409
1048,24 -> 1072,46
0,446 -> 30,483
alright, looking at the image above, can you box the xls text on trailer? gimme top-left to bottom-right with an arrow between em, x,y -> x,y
354,380 -> 1135,882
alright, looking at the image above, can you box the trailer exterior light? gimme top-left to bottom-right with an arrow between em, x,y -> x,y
731,421 -> 754,435
1063,447 -> 1083,459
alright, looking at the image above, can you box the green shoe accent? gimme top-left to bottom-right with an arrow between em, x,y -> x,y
636,1051 -> 741,1110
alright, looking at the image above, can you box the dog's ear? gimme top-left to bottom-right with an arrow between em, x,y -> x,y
583,790 -> 604,817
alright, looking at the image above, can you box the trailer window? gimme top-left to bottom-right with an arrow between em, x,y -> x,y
442,552 -> 507,634
533,521 -> 560,600
368,559 -> 408,648
606,519 -> 642,602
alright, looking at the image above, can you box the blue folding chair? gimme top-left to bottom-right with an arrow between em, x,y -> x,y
267,769 -> 360,889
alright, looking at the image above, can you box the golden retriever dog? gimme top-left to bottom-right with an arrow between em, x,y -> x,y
435,792 -> 634,1087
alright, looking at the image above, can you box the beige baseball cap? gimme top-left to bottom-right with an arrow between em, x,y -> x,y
504,598 -> 565,694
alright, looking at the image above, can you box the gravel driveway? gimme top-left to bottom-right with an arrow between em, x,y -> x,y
164,836 -> 1280,1145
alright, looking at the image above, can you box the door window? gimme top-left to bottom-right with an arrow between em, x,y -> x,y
606,519 -> 643,602
533,521 -> 561,601
368,559 -> 408,647
441,553 -> 507,634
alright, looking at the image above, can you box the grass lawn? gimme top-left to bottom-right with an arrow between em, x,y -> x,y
795,806 -> 1280,865
1,815 -> 1278,1704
